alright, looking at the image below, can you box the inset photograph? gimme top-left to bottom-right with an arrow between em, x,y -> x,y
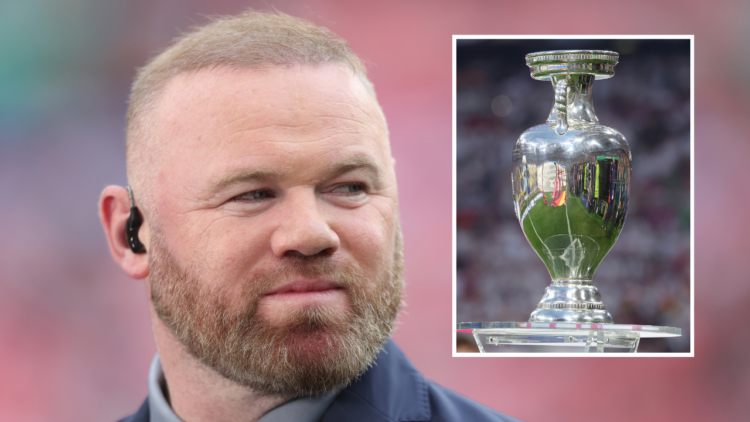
453,37 -> 692,355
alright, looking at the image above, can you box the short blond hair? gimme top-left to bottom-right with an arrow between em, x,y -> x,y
125,11 -> 376,214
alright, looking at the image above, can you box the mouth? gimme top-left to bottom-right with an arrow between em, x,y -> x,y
264,280 -> 344,296
259,279 -> 349,311
255,278 -> 354,326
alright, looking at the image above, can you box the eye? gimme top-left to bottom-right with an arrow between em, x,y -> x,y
330,182 -> 367,195
232,188 -> 275,202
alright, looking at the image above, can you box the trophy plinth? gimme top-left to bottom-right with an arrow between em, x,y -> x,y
457,322 -> 681,354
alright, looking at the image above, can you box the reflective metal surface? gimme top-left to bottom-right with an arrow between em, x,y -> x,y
526,50 -> 618,80
512,50 -> 630,323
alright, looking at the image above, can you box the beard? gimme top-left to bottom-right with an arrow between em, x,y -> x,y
148,226 -> 403,397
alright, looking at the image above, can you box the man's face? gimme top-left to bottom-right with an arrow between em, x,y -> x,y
145,65 -> 402,396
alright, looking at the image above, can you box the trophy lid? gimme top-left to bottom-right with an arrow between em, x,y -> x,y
525,50 -> 618,81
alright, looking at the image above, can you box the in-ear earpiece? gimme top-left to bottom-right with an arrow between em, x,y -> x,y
126,186 -> 147,254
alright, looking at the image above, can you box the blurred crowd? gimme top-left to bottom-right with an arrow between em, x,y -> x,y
456,39 -> 691,352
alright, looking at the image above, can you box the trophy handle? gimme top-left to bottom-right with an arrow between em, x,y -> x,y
554,79 -> 569,135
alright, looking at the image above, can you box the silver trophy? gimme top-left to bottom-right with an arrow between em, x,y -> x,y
512,50 -> 627,323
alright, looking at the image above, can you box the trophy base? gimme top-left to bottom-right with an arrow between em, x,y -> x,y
456,322 -> 681,354
529,308 -> 613,323
529,282 -> 613,323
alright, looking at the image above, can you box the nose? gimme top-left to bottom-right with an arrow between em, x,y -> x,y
270,190 -> 340,257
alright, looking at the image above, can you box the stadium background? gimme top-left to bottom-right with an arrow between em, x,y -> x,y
0,0 -> 744,421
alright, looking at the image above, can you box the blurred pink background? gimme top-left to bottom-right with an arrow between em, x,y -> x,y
456,38 -> 691,353
0,0 -> 743,421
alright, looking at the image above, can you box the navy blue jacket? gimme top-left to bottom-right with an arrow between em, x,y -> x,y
119,340 -> 521,422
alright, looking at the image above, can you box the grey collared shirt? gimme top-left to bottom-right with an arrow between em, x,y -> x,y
148,354 -> 338,422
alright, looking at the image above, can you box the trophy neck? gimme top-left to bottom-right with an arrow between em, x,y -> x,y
546,74 -> 598,126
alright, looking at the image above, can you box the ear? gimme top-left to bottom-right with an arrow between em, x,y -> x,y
99,185 -> 150,279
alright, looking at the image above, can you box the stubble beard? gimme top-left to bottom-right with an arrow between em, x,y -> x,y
148,227 -> 403,397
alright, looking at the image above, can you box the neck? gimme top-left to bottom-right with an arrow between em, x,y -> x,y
150,307 -> 292,422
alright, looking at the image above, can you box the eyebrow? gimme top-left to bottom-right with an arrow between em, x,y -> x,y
209,169 -> 280,196
208,156 -> 384,196
323,157 -> 383,181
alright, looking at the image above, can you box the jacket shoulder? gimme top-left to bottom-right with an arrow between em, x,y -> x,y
117,398 -> 149,422
426,381 -> 523,422
321,340 -> 521,422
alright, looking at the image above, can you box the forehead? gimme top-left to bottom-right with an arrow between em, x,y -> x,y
150,65 -> 389,193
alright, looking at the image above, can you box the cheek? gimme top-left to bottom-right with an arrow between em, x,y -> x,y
333,207 -> 395,276
189,216 -> 274,290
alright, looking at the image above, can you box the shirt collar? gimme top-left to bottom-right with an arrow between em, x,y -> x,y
147,354 -> 339,422
148,355 -> 182,422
